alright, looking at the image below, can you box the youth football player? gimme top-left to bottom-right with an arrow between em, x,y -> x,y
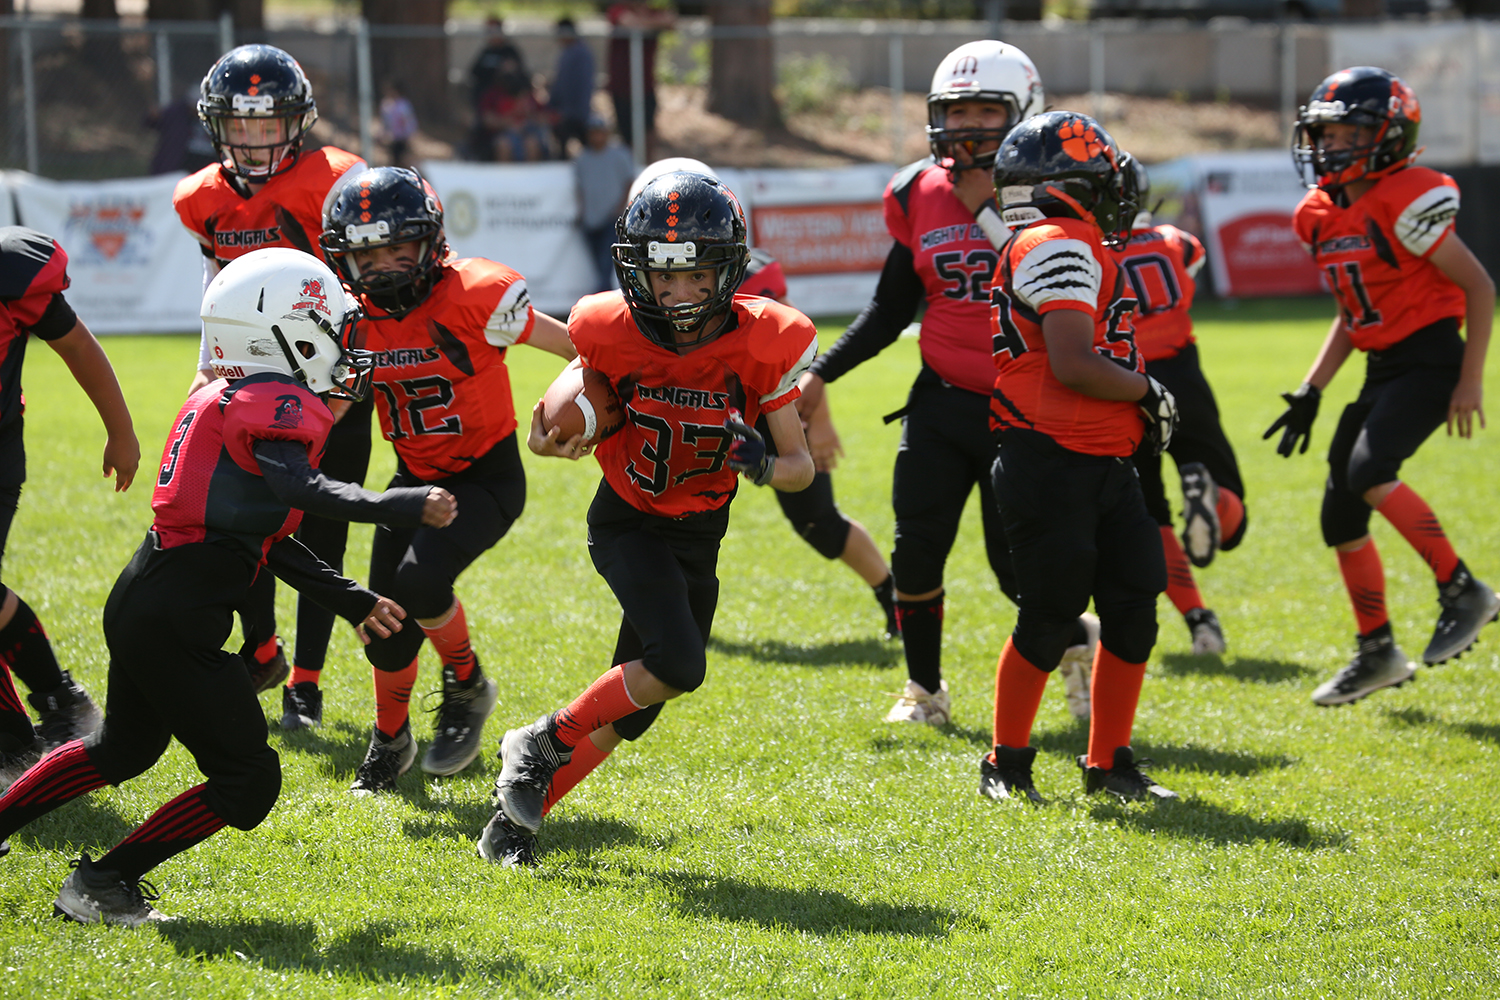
1271,67 -> 1497,706
1120,158 -> 1246,657
319,167 -> 576,792
174,44 -> 371,711
476,170 -> 816,866
0,227 -> 138,784
0,249 -> 454,925
982,113 -> 1179,803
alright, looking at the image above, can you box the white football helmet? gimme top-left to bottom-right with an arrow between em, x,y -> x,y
627,156 -> 718,202
201,247 -> 371,399
926,40 -> 1045,173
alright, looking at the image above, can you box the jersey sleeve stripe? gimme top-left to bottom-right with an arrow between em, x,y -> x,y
759,335 -> 817,408
1012,239 -> 1102,310
1394,186 -> 1460,258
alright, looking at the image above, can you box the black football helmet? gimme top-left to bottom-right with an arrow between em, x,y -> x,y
320,167 -> 448,319
991,111 -> 1137,249
1127,156 -> 1153,229
198,44 -> 318,181
1293,66 -> 1421,190
613,171 -> 749,350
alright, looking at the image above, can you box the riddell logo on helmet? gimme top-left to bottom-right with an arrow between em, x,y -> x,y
212,363 -> 246,379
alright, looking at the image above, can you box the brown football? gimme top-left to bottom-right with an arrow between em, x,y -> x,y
541,365 -> 625,447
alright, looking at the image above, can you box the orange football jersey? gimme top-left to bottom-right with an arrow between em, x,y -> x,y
570,292 -> 817,518
990,216 -> 1144,457
357,257 -> 536,481
1293,166 -> 1465,352
173,146 -> 365,266
1118,223 -> 1205,363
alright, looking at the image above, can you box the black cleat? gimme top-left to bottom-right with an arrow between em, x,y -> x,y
979,745 -> 1044,804
27,671 -> 103,750
1185,607 -> 1226,656
1078,746 -> 1177,801
1423,561 -> 1500,665
53,853 -> 173,926
350,721 -> 417,795
247,641 -> 289,694
1179,463 -> 1221,569
422,662 -> 499,777
280,682 -> 323,731
1312,623 -> 1416,706
494,714 -> 571,835
477,805 -> 539,867
0,839 -> 9,858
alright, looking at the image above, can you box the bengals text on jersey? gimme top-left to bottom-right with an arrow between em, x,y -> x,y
570,292 -> 817,519
1293,165 -> 1464,353
990,216 -> 1145,457
173,146 -> 366,267
1119,223 -> 1206,363
0,227 -> 77,435
356,256 -> 535,481
152,373 -> 333,567
885,160 -> 1001,396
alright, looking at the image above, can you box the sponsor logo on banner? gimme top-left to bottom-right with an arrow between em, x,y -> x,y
751,203 -> 888,275
65,197 -> 151,264
1214,211 -> 1323,297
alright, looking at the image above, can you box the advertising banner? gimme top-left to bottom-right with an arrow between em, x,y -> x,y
7,171 -> 203,333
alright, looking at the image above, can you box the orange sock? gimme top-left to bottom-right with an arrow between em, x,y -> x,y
542,734 -> 613,816
253,635 -> 280,664
1217,488 -> 1245,543
1160,526 -> 1205,615
1087,646 -> 1147,768
420,599 -> 477,682
1337,540 -> 1388,635
1376,482 -> 1460,583
554,665 -> 645,748
373,657 -> 420,737
991,637 -> 1050,750
289,666 -> 320,687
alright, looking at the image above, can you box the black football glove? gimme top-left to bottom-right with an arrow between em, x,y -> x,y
724,411 -> 776,486
1263,382 -> 1321,457
1138,374 -> 1178,457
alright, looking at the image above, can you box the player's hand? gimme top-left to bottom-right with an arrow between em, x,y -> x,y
103,432 -> 141,493
795,371 -> 826,419
526,400 -> 591,460
1137,375 -> 1177,457
355,596 -> 406,645
422,487 -> 458,528
1447,379 -> 1486,438
805,412 -> 843,473
1263,382 -> 1321,457
724,409 -> 776,486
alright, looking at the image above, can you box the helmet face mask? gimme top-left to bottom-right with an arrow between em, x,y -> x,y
320,167 -> 447,319
198,44 -> 318,181
926,40 -> 1044,175
613,171 -> 749,350
992,112 -> 1138,250
1292,66 -> 1421,190
202,247 -> 372,400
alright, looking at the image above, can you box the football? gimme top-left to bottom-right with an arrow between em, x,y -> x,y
541,365 -> 625,447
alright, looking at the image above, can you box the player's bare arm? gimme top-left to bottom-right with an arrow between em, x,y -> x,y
794,369 -> 826,416
525,312 -> 578,360
1428,233 -> 1493,437
803,392 -> 843,473
1042,309 -> 1149,401
762,404 -> 815,492
46,318 -> 140,491
1303,314 -> 1356,392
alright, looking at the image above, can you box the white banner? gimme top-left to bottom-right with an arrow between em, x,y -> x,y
7,171 -> 203,334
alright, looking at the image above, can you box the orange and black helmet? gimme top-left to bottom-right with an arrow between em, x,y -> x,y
991,111 -> 1138,249
321,167 -> 448,318
1293,66 -> 1421,190
198,44 -> 318,181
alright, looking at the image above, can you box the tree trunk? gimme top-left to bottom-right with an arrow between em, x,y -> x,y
363,0 -> 450,129
707,0 -> 781,130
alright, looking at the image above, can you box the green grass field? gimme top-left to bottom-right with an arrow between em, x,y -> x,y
1,299 -> 1498,998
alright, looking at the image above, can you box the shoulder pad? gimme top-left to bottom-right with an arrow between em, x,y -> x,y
887,158 -> 939,216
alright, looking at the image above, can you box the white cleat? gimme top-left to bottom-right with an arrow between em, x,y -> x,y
1057,613 -> 1099,720
883,679 -> 951,726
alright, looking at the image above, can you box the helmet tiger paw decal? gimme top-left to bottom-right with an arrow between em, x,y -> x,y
1058,117 -> 1108,163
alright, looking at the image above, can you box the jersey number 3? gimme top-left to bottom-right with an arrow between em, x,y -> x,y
158,412 -> 196,487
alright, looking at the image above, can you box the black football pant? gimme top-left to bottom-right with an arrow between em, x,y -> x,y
291,397 -> 374,672
363,435 -> 526,672
1133,342 -> 1247,544
755,413 -> 855,561
1321,320 -> 1464,547
993,429 -> 1166,671
0,418 -> 65,709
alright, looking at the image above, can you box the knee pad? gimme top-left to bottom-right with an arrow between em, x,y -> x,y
389,559 -> 456,621
204,745 -> 282,831
1011,610 -> 1079,673
795,512 -> 852,561
1098,609 -> 1158,666
90,728 -> 173,786
613,702 -> 664,741
1321,480 -> 1374,547
1345,437 -> 1399,499
644,644 -> 707,694
892,542 -> 945,598
363,623 -> 426,673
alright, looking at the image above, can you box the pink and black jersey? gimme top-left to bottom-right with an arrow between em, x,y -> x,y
151,374 -> 333,566
0,227 -> 78,433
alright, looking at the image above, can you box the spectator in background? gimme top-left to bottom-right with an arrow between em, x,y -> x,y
380,81 -> 419,168
551,17 -> 597,158
479,58 -> 553,163
607,1 -> 675,161
468,17 -> 527,160
147,86 -> 217,175
574,115 -> 637,292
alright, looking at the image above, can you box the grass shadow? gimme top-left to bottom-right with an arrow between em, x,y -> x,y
158,917 -> 539,985
1033,735 -> 1295,778
708,635 -> 901,669
12,796 -> 136,854
1384,706 -> 1500,747
1085,797 -> 1348,851
1159,654 -> 1314,684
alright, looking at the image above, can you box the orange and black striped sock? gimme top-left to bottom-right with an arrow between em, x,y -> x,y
373,658 -> 420,738
1376,482 -> 1460,583
289,665 -> 321,687
1337,540 -> 1388,635
421,599 -> 477,683
1160,526 -> 1205,616
554,665 -> 644,748
991,637 -> 1050,752
1087,646 -> 1147,769
542,735 -> 613,816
